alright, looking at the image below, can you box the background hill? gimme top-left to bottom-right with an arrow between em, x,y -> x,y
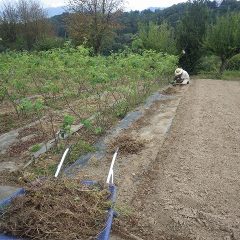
46,6 -> 66,17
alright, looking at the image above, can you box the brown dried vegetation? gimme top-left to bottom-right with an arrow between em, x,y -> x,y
0,178 -> 111,240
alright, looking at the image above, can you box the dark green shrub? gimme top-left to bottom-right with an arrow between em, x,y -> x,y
33,38 -> 65,51
227,54 -> 240,70
114,100 -> 129,119
195,55 -> 221,73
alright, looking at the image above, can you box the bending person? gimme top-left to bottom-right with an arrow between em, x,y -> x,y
174,68 -> 190,85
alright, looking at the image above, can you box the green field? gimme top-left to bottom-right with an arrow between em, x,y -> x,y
0,46 -> 177,177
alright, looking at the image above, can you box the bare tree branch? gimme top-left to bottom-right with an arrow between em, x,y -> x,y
66,0 -> 124,53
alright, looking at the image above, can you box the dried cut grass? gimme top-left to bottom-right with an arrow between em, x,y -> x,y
108,134 -> 145,155
0,178 -> 111,240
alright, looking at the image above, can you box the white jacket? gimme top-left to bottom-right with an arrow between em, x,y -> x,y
181,70 -> 190,84
181,70 -> 190,80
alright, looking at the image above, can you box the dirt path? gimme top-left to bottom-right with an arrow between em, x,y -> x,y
111,79 -> 240,240
67,79 -> 240,239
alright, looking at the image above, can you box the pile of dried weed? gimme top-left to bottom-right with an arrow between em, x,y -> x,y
108,134 -> 145,155
0,178 -> 110,240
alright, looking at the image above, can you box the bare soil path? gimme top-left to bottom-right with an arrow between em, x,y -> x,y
112,79 -> 240,240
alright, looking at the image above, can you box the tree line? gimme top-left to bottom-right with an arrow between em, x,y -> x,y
0,0 -> 52,50
0,0 -> 240,73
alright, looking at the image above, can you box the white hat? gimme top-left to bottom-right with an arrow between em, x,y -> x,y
175,68 -> 183,76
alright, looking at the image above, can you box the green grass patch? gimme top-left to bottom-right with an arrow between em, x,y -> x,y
222,71 -> 240,80
196,70 -> 240,81
33,163 -> 58,176
67,140 -> 96,165
30,144 -> 41,153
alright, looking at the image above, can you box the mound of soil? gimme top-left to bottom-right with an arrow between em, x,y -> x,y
0,178 -> 111,240
108,134 -> 145,155
163,86 -> 178,95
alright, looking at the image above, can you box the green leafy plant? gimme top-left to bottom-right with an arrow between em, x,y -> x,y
114,100 -> 129,119
139,21 -> 177,54
204,13 -> 240,73
18,98 -> 33,114
81,119 -> 104,135
81,119 -> 93,130
60,114 -> 75,139
94,127 -> 103,135
33,163 -> 58,176
30,144 -> 41,153
227,53 -> 240,71
67,140 -> 96,164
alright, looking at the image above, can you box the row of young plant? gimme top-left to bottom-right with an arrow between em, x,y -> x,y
0,45 -> 177,162
0,44 -> 177,121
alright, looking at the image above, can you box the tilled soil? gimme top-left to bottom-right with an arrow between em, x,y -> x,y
115,80 -> 240,240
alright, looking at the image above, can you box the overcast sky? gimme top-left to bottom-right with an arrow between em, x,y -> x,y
37,0 -> 187,10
